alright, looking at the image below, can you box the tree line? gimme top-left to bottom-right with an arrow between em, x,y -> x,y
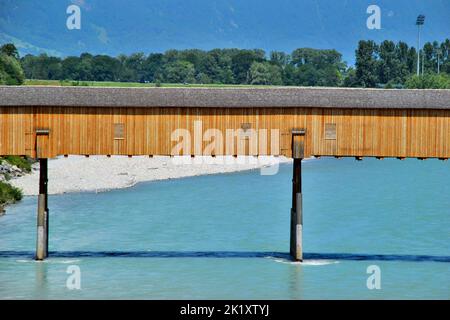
1,39 -> 449,88
347,39 -> 450,88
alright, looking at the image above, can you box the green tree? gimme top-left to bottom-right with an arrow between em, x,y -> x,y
0,43 -> 19,59
163,60 -> 195,83
249,62 -> 282,85
231,49 -> 265,84
196,72 -> 212,84
355,40 -> 379,87
291,48 -> 343,69
0,43 -> 24,85
270,51 -> 289,67
290,48 -> 345,86
210,49 -> 235,83
294,64 -> 317,86
121,52 -> 146,82
178,49 -> 204,70
197,53 -> 220,83
422,41 -> 437,74
282,64 -> 296,86
142,53 -> 165,82
406,46 -> 417,74
342,67 -> 358,87
0,53 -> 25,85
378,40 -> 397,83
75,53 -> 94,81
61,56 -> 81,80
45,56 -> 63,80
164,49 -> 180,64
218,67 -> 234,84
21,54 -> 62,80
439,39 -> 450,74
92,55 -> 120,81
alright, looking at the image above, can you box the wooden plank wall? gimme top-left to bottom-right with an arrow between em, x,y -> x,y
0,106 -> 449,159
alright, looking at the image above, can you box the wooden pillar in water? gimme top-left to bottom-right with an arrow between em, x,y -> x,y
36,158 -> 49,261
290,129 -> 305,261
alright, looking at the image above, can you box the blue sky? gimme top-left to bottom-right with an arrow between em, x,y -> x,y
0,0 -> 449,64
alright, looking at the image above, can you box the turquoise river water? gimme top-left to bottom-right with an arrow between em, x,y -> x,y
0,158 -> 449,299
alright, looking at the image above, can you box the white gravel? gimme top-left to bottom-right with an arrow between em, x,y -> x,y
11,155 -> 292,196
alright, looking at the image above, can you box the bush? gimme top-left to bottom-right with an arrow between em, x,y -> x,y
0,181 -> 23,207
405,74 -> 450,89
0,156 -> 33,172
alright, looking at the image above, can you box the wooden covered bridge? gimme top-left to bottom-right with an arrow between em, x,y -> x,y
1,86 -> 449,261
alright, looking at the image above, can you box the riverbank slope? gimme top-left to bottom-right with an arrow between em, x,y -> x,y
11,155 -> 291,196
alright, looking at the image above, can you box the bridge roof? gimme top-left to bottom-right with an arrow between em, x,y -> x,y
0,86 -> 449,109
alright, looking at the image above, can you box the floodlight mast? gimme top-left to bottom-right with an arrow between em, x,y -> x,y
416,15 -> 425,76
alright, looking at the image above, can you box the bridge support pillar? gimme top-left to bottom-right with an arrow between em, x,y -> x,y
36,158 -> 49,261
290,129 -> 305,262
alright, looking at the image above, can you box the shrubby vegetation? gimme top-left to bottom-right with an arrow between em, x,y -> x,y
405,74 -> 450,89
0,156 -> 31,212
0,181 -> 23,212
0,156 -> 33,173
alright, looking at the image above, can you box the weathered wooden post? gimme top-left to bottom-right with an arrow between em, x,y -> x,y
36,158 -> 49,260
35,128 -> 50,261
290,129 -> 305,261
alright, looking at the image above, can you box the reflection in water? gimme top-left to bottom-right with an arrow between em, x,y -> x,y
288,264 -> 304,300
34,262 -> 49,299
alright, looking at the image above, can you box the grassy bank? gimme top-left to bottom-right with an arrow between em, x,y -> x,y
0,156 -> 32,173
24,79 -> 278,88
0,182 -> 23,213
0,156 -> 30,213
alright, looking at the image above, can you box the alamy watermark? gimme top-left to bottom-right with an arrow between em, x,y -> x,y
170,120 -> 282,175
366,265 -> 381,290
66,265 -> 81,290
66,4 -> 81,30
366,5 -> 381,30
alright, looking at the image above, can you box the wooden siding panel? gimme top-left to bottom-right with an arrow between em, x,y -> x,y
0,107 -> 448,159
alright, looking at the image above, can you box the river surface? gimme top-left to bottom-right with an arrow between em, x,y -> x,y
0,158 -> 449,299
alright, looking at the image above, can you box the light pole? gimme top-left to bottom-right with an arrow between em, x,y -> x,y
436,48 -> 442,74
422,48 -> 425,75
416,14 -> 425,76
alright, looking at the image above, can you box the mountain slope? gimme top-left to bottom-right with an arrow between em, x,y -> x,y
0,0 -> 449,63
